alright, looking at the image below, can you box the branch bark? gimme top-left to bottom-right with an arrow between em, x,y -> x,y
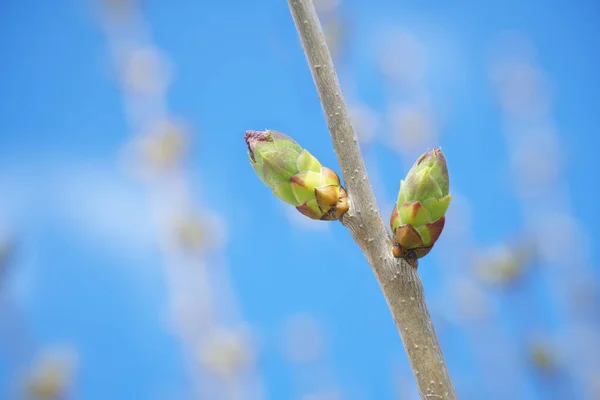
287,1 -> 457,398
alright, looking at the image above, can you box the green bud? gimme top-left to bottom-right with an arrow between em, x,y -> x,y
245,130 -> 349,220
390,148 -> 451,259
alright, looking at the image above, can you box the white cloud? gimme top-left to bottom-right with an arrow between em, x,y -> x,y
0,158 -> 157,255
49,163 -> 156,255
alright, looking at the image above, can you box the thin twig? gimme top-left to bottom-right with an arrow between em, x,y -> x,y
287,1 -> 457,398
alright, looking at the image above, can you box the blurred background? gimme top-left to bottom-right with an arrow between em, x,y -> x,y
1,0 -> 599,399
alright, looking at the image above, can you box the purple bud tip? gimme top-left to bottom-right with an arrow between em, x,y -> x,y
244,130 -> 272,161
416,147 -> 445,167
432,148 -> 446,163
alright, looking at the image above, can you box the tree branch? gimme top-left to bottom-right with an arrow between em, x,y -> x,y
287,1 -> 457,398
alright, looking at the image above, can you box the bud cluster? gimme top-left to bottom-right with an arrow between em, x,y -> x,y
245,130 -> 451,260
390,149 -> 451,259
245,130 -> 348,221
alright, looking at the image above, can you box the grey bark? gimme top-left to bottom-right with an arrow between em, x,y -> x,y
287,1 -> 457,398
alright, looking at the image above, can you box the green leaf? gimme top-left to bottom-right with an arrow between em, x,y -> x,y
272,182 -> 298,205
397,180 -> 406,206
415,225 -> 431,245
269,131 -> 303,153
261,148 -> 300,188
290,171 -> 321,203
423,194 -> 451,221
296,150 -> 321,172
398,201 -> 431,227
404,168 -> 443,201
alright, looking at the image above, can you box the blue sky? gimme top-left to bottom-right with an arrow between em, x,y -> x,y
1,0 -> 599,399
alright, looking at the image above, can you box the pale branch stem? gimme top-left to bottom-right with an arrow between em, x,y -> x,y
287,0 -> 457,398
